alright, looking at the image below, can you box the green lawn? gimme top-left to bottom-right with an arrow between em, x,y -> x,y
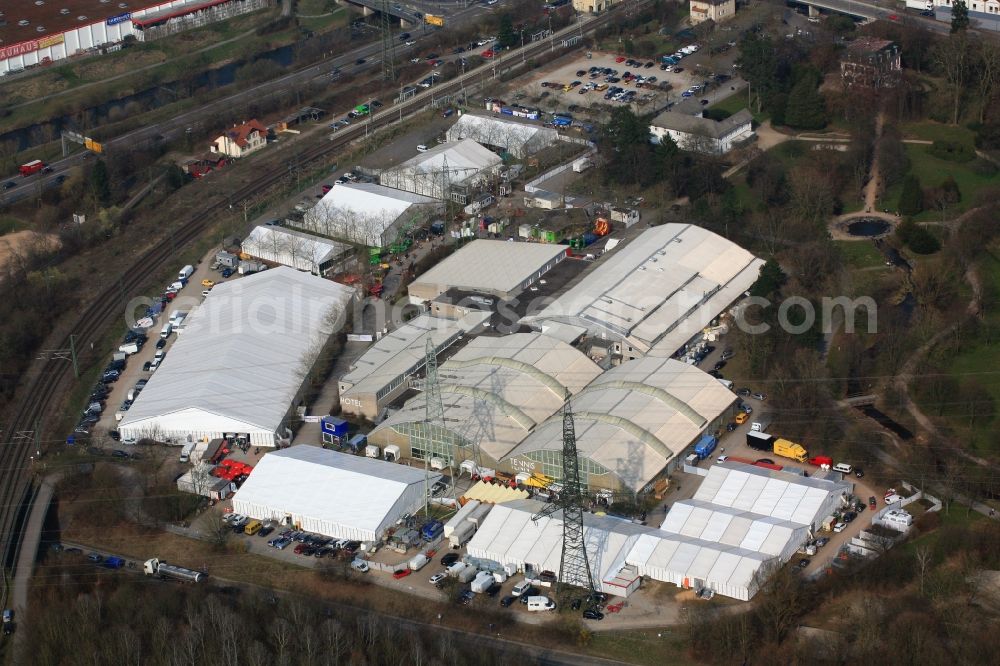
708,91 -> 764,123
834,240 -> 888,270
589,629 -> 696,666
882,144 -> 995,221
938,248 -> 1000,454
901,121 -> 977,147
299,7 -> 348,33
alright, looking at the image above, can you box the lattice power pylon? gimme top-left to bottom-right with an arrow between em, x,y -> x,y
532,403 -> 600,609
380,0 -> 396,81
422,336 -> 445,514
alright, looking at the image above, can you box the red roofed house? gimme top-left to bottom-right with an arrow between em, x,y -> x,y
211,120 -> 268,158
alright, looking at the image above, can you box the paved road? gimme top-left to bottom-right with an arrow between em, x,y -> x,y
0,0 -> 499,206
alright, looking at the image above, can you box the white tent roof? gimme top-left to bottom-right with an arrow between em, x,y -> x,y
232,446 -> 439,541
521,224 -> 765,356
339,312 -> 489,397
690,464 -> 849,526
372,333 -> 602,461
410,239 -> 566,296
242,225 -> 349,267
393,139 -> 502,179
466,499 -> 774,600
120,267 -> 354,434
303,182 -> 438,245
508,357 -> 736,492
446,114 -> 558,153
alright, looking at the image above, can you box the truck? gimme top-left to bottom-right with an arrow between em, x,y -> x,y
408,553 -> 429,571
444,500 -> 480,538
572,157 -> 593,173
750,413 -> 772,432
457,564 -> 478,583
178,265 -> 194,281
425,14 -> 445,26
772,438 -> 808,463
746,431 -> 775,452
179,441 -> 196,463
19,160 -> 45,176
694,434 -> 717,459
214,251 -> 239,269
143,558 -> 206,583
470,571 -> 495,593
808,455 -> 833,469
449,521 -> 475,548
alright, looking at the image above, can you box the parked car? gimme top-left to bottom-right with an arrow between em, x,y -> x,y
441,552 -> 460,566
351,559 -> 370,573
833,522 -> 847,533
87,553 -> 103,563
500,595 -> 515,607
869,496 -> 877,510
429,573 -> 446,586
393,569 -> 411,579
583,608 -> 605,620
797,559 -> 810,569
459,589 -> 475,605
751,392 -> 767,401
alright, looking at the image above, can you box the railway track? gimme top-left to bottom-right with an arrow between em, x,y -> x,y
0,2 -> 639,606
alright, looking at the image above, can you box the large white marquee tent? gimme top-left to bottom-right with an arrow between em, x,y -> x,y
232,446 -> 440,542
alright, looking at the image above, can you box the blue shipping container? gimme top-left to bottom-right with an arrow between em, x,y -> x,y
694,434 -> 718,459
582,232 -> 598,246
321,416 -> 349,438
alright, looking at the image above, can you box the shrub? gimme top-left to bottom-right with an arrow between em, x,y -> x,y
926,140 -> 974,163
898,174 -> 924,216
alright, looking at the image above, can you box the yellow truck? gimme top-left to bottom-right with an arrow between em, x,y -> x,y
772,438 -> 808,463
425,14 -> 445,26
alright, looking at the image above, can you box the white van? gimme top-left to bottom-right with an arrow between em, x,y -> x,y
832,463 -> 853,474
118,342 -> 140,355
526,596 -> 556,612
178,265 -> 194,281
511,580 -> 532,597
160,322 -> 173,339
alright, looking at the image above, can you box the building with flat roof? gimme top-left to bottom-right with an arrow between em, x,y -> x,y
408,239 -> 567,303
368,332 -> 603,470
118,267 -> 355,447
379,139 -> 503,202
232,446 -> 440,542
301,182 -> 440,248
649,110 -> 753,155
338,313 -> 490,421
241,225 -> 349,276
445,114 -> 560,159
520,224 -> 765,361
507,357 -> 737,492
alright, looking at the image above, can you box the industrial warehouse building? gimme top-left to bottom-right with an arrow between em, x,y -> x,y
445,114 -> 560,159
302,182 -> 440,248
241,225 -> 349,276
118,267 -> 355,447
379,139 -> 503,201
338,312 -> 489,421
507,357 -> 737,493
368,332 -> 603,471
407,239 -> 567,303
520,224 -> 765,361
467,464 -> 852,601
232,446 -> 440,542
0,0 -> 272,75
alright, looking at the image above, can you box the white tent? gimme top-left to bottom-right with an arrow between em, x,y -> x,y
445,114 -> 559,158
242,225 -> 349,275
379,139 -> 503,200
119,268 -> 355,447
232,446 -> 440,542
302,182 -> 439,247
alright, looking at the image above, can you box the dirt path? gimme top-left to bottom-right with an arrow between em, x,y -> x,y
0,230 -> 61,271
891,264 -> 989,466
